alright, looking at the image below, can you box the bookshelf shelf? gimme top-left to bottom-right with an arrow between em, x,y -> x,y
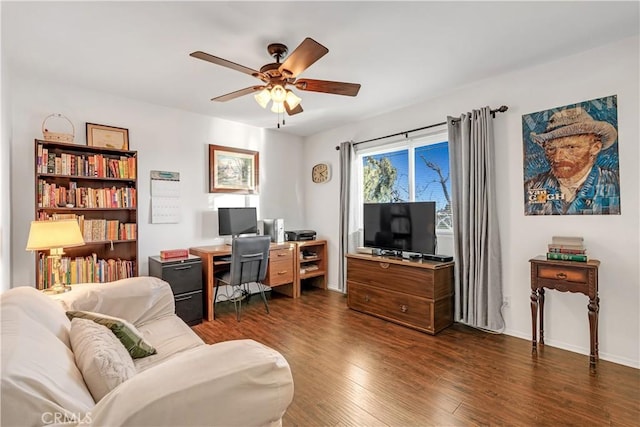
33,139 -> 138,290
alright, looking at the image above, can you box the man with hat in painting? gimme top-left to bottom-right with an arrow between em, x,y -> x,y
525,106 -> 620,215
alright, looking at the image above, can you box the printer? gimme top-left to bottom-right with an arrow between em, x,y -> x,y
285,230 -> 316,241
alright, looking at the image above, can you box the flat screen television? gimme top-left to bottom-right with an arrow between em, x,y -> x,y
363,202 -> 437,255
218,207 -> 258,238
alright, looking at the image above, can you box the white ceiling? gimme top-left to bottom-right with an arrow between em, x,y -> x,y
2,1 -> 639,137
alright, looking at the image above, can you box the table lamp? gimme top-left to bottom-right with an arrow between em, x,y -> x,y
26,219 -> 85,293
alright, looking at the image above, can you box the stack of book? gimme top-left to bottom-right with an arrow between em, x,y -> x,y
547,236 -> 587,262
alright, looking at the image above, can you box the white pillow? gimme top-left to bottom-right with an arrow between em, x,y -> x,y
69,317 -> 136,402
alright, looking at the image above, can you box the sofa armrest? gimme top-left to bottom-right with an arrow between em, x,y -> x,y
86,340 -> 294,427
53,277 -> 175,326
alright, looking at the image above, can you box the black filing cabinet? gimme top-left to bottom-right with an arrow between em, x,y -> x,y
149,255 -> 203,326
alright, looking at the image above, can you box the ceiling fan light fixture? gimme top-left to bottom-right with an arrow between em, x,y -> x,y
285,90 -> 302,109
270,85 -> 287,103
271,101 -> 285,114
254,88 -> 271,109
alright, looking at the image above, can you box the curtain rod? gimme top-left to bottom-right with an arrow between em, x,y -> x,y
335,105 -> 508,150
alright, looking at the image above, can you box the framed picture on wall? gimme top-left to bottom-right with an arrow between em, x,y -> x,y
522,95 -> 620,216
209,144 -> 259,194
86,123 -> 129,150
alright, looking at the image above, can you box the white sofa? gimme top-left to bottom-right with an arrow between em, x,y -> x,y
1,276 -> 294,426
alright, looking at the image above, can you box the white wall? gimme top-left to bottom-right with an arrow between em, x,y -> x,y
304,36 -> 639,368
1,27 -> 12,293
9,75 -> 305,286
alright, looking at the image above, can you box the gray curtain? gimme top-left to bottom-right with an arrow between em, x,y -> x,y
448,107 -> 504,331
338,141 -> 354,292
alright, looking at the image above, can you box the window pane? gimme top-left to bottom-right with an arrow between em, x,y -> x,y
362,150 -> 409,202
415,142 -> 452,230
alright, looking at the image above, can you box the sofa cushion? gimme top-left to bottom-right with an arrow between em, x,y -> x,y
133,314 -> 204,373
54,277 -> 175,326
0,285 -> 72,347
66,310 -> 157,358
1,290 -> 95,426
70,318 -> 136,402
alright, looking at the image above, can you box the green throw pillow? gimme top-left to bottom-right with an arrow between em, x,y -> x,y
66,310 -> 157,359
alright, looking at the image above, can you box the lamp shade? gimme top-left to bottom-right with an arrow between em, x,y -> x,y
285,90 -> 302,109
270,85 -> 287,103
26,220 -> 85,251
271,101 -> 285,114
254,88 -> 271,109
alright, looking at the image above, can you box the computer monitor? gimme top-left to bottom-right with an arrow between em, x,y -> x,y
218,207 -> 258,239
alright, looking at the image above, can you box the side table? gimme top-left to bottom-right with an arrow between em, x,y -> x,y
529,255 -> 600,369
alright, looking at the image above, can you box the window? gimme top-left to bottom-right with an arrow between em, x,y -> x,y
358,131 -> 452,232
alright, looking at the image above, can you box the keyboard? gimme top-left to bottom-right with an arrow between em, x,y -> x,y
218,256 -> 232,262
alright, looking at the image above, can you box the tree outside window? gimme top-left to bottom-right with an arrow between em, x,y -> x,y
361,139 -> 452,231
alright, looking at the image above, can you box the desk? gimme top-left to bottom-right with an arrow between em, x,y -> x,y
189,243 -> 295,321
529,255 -> 600,368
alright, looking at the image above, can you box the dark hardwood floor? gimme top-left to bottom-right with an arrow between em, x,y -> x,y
193,288 -> 639,426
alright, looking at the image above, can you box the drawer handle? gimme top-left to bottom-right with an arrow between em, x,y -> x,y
556,272 -> 567,279
379,262 -> 390,269
175,295 -> 193,302
364,295 -> 370,302
174,266 -> 192,271
277,253 -> 287,257
400,305 -> 408,313
277,271 -> 287,275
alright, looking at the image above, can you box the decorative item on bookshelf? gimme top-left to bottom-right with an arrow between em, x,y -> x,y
546,252 -> 588,262
42,114 -> 75,143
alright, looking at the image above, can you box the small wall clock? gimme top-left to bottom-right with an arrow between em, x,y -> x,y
312,163 -> 331,183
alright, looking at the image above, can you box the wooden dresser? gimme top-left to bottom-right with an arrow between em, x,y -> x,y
346,253 -> 454,334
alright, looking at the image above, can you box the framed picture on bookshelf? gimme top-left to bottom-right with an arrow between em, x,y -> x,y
86,123 -> 129,150
208,144 -> 259,194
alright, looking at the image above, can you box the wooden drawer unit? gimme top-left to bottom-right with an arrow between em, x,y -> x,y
348,282 -> 434,332
265,247 -> 295,287
346,253 -> 454,334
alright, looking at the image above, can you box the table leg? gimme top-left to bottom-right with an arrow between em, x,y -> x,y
539,288 -> 545,345
588,296 -> 599,367
530,288 -> 539,352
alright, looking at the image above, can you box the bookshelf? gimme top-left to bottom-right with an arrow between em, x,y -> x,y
33,139 -> 138,289
294,239 -> 327,295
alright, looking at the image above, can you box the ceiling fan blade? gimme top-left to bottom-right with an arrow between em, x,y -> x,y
295,79 -> 361,96
285,103 -> 304,116
279,38 -> 329,78
212,86 -> 264,102
190,51 -> 262,78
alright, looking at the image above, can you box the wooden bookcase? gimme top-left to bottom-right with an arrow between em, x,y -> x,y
33,139 -> 138,289
294,239 -> 328,296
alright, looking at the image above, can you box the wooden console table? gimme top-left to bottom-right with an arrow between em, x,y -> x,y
529,256 -> 600,368
190,243 -> 295,321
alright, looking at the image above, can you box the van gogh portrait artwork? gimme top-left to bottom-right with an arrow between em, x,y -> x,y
522,95 -> 620,215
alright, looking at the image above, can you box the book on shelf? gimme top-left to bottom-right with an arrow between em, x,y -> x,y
546,252 -> 587,262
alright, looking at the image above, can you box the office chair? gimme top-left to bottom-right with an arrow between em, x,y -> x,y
214,236 -> 271,321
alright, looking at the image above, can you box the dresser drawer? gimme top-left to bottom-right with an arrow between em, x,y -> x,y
270,247 -> 293,261
174,290 -> 203,326
536,265 -> 588,283
265,258 -> 294,286
348,281 -> 434,332
161,261 -> 202,294
347,257 -> 434,297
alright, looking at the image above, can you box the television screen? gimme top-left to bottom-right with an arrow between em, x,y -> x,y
218,207 -> 258,237
363,202 -> 436,255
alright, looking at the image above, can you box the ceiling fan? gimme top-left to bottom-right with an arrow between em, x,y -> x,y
189,38 -> 361,117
